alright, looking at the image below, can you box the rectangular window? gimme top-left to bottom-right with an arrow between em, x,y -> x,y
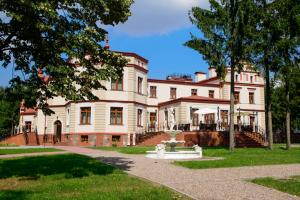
235,74 -> 239,82
234,92 -> 240,104
81,135 -> 88,142
170,87 -> 176,99
110,107 -> 123,125
150,86 -> 157,98
209,90 -> 214,98
25,121 -> 32,132
138,77 -> 143,94
80,107 -> 91,124
250,76 -> 253,83
204,113 -> 215,124
221,110 -> 228,127
111,78 -> 123,91
192,109 -> 199,126
249,92 -> 254,104
149,112 -> 156,127
191,89 -> 197,96
137,109 -> 143,126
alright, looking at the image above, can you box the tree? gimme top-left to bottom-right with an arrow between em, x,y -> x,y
185,0 -> 254,151
250,0 -> 281,150
0,87 -> 20,137
0,0 -> 133,114
272,65 -> 300,142
274,0 -> 300,149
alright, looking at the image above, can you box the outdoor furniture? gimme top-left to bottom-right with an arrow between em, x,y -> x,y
199,123 -> 217,131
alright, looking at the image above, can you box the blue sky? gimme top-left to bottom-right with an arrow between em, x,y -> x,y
0,0 -> 210,86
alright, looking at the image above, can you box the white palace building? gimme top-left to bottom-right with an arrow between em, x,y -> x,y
19,51 -> 266,147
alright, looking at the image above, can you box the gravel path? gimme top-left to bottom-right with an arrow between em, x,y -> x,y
57,146 -> 300,200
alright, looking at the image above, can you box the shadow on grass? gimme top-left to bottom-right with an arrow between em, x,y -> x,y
0,154 -> 118,179
95,156 -> 135,171
0,190 -> 29,200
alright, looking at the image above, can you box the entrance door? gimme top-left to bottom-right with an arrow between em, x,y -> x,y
54,120 -> 62,143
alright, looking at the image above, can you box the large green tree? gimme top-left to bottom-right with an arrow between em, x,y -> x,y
275,0 -> 300,149
0,0 -> 133,114
0,87 -> 20,137
250,0 -> 282,150
185,0 -> 254,151
272,65 -> 300,140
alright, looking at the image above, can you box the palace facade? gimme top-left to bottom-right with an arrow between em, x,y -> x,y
19,51 -> 265,146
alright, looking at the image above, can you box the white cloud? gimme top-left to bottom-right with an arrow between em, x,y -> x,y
109,0 -> 210,36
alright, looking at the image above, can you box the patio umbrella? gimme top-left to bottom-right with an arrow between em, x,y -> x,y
194,108 -> 218,115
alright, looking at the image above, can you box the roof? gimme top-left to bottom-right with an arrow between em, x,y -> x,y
194,71 -> 206,74
158,95 -> 230,107
20,108 -> 36,115
148,76 -> 220,87
113,51 -> 148,63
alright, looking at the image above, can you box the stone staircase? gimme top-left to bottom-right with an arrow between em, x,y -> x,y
235,132 -> 266,147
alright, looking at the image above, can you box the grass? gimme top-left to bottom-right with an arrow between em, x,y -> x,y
174,146 -> 300,169
251,176 -> 300,197
92,146 -> 193,154
0,154 -> 189,200
0,148 -> 63,155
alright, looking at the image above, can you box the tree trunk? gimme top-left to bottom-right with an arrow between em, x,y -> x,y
229,61 -> 235,151
286,80 -> 291,150
265,65 -> 273,150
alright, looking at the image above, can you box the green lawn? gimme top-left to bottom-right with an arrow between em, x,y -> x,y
174,146 -> 300,169
0,154 -> 189,200
251,176 -> 300,197
0,148 -> 63,155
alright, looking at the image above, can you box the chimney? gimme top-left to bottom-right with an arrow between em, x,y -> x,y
194,72 -> 206,82
208,67 -> 217,78
105,33 -> 109,50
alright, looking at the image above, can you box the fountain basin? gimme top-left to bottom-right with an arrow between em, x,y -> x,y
145,144 -> 203,159
146,150 -> 202,159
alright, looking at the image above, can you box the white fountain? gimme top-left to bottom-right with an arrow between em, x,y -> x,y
146,107 -> 203,159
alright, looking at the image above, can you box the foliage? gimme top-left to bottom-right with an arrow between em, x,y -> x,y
185,0 -> 255,151
0,154 -> 189,200
252,176 -> 300,197
174,145 -> 300,169
0,0 -> 133,114
185,0 -> 255,78
0,87 -> 20,136
272,66 -> 300,132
